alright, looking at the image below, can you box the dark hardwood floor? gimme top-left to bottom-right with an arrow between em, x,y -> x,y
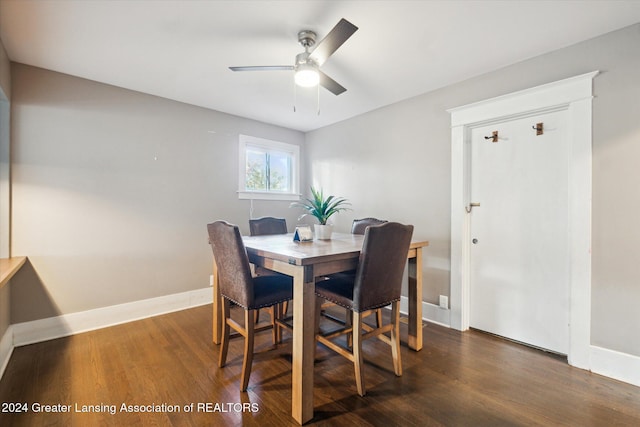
1,304 -> 639,426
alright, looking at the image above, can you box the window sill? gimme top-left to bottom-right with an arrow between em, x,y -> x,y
238,191 -> 300,201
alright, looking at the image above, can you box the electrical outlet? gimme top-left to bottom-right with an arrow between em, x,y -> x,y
209,274 -> 214,287
439,295 -> 448,309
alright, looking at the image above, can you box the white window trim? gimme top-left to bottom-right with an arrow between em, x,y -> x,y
238,134 -> 300,201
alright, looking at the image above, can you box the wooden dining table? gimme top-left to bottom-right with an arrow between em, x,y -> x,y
211,232 -> 428,424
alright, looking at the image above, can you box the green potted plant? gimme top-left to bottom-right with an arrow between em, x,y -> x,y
291,187 -> 351,240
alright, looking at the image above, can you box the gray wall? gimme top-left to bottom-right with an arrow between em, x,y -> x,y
305,24 -> 640,357
0,284 -> 8,350
0,37 -> 10,343
9,64 -> 304,323
0,37 -> 9,100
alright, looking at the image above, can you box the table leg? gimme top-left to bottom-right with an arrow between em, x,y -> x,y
212,256 -> 222,345
407,247 -> 423,351
291,266 -> 315,424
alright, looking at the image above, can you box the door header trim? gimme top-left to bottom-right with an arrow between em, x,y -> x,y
448,71 -> 599,127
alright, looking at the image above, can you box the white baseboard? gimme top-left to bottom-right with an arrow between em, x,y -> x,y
590,345 -> 640,387
399,296 -> 451,327
11,287 -> 213,347
397,296 -> 640,388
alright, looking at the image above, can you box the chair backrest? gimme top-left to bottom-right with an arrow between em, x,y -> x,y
249,217 -> 287,236
207,221 -> 255,308
353,222 -> 414,312
351,217 -> 388,235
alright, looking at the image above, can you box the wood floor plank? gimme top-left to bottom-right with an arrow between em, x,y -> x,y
0,305 -> 639,426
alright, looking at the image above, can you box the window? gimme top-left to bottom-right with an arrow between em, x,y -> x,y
238,135 -> 300,200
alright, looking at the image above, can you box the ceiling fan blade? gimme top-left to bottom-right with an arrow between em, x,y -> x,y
229,66 -> 294,71
319,71 -> 347,96
309,18 -> 358,66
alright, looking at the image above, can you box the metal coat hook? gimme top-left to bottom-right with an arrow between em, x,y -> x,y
532,122 -> 544,135
484,131 -> 499,143
465,202 -> 481,213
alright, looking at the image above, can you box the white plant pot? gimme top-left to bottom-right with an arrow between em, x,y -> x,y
314,224 -> 333,240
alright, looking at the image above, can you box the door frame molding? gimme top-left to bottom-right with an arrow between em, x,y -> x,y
448,71 -> 598,369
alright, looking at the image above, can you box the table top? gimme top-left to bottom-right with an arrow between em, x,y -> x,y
243,232 -> 428,266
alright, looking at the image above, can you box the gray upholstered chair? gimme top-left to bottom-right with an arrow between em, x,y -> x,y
322,217 -> 389,327
207,221 -> 293,391
249,217 -> 289,323
351,218 -> 388,327
351,217 -> 388,235
326,218 -> 389,318
315,222 -> 413,396
249,216 -> 287,236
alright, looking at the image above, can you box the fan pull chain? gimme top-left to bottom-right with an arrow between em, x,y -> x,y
292,80 -> 322,114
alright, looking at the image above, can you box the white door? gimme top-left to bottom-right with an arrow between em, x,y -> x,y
469,110 -> 569,354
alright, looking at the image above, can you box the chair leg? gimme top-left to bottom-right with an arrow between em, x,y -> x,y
314,297 -> 324,358
346,309 -> 353,348
376,308 -> 383,329
270,302 -> 290,344
219,298 -> 231,368
240,309 -> 255,392
353,311 -> 365,397
275,303 -> 284,344
261,300 -> 288,328
390,301 -> 402,376
270,305 -> 278,345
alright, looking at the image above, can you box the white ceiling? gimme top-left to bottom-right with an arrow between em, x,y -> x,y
1,0 -> 640,132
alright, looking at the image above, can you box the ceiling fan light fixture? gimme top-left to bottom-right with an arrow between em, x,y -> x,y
294,63 -> 319,87
229,18 -> 357,95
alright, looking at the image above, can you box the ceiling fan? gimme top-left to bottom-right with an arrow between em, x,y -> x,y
229,18 -> 358,96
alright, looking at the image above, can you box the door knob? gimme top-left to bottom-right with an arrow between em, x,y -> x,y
472,238 -> 478,244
